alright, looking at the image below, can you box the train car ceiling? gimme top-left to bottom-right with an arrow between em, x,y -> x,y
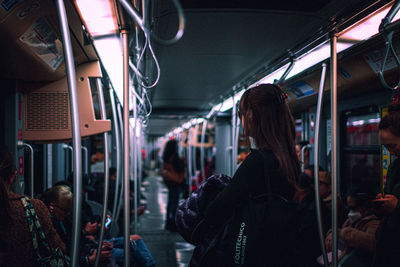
145,0 -> 392,137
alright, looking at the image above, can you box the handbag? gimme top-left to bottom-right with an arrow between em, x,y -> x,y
21,197 -> 69,267
162,162 -> 185,184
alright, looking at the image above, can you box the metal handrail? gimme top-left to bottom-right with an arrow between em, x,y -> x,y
55,1 -> 82,266
118,0 -> 185,45
231,96 -> 237,175
81,146 -> 88,174
378,0 -> 400,90
94,79 -> 110,267
17,141 -> 34,198
122,29 -> 131,267
132,98 -> 138,234
193,124 -> 199,187
301,144 -> 311,172
200,120 -> 208,182
276,57 -> 295,85
62,145 -> 73,174
110,89 -> 121,223
314,63 -> 329,267
330,33 -> 339,267
187,128 -> 193,195
114,103 -> 124,225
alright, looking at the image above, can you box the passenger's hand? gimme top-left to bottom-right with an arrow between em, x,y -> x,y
85,222 -> 98,235
130,234 -> 142,241
373,194 -> 399,214
89,248 -> 112,264
325,232 -> 332,252
102,241 -> 114,251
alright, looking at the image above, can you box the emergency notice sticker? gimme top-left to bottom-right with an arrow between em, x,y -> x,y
19,17 -> 64,70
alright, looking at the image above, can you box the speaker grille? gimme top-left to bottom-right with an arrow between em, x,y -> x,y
26,92 -> 69,130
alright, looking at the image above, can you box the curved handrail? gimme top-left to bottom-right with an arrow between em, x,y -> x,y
276,57 -> 295,85
55,1 -> 82,266
118,0 -> 185,46
17,141 -> 34,198
109,89 -> 121,223
314,63 -> 329,267
231,96 -> 237,175
114,103 -> 124,225
378,0 -> 400,90
94,79 -> 110,267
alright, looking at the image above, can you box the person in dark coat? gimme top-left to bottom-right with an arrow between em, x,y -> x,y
372,101 -> 400,267
203,84 -> 301,266
176,174 -> 231,267
162,139 -> 185,231
0,145 -> 66,266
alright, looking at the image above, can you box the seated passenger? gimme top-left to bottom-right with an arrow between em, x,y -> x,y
0,145 -> 66,266
325,186 -> 380,264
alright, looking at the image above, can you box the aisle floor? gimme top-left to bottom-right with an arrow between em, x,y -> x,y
137,173 -> 194,267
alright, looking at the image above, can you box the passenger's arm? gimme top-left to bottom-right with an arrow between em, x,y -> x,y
204,152 -> 262,228
32,199 -> 67,253
339,219 -> 380,253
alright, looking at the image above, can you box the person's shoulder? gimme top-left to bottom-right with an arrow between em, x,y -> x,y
30,198 -> 48,211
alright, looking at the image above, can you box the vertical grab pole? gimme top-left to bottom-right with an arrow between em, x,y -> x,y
314,63 -> 329,267
55,1 -> 82,266
193,123 -> 199,187
231,96 -> 237,176
330,33 -> 339,267
94,79 -> 110,267
133,98 -> 138,233
81,146 -> 88,174
110,90 -> 121,220
115,103 -> 124,224
17,141 -> 34,198
122,29 -> 131,267
187,128 -> 193,195
200,120 -> 208,182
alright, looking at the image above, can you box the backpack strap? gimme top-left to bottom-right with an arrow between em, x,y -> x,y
21,197 -> 52,261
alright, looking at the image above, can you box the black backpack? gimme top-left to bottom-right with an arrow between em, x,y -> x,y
222,153 -> 300,267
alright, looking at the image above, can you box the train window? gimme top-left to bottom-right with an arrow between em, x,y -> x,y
89,78 -> 102,120
341,106 -> 381,196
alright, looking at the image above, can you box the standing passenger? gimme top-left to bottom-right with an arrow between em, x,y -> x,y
372,102 -> 400,267
204,84 -> 300,266
162,139 -> 185,231
0,145 -> 66,266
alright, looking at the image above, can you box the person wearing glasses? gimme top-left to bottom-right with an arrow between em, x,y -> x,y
372,101 -> 400,267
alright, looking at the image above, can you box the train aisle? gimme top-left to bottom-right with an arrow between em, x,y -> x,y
137,171 -> 195,267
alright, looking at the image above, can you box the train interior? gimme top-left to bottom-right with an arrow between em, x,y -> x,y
1,0 -> 400,266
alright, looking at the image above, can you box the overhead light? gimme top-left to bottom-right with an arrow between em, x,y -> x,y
93,37 -> 123,103
340,3 -> 400,42
74,0 -> 118,37
250,63 -> 290,87
286,41 -> 352,79
183,121 -> 192,129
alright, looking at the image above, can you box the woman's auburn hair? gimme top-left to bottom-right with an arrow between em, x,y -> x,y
239,84 -> 300,188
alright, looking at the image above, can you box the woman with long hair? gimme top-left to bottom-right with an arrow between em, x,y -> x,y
203,84 -> 301,266
162,139 -> 185,231
0,145 -> 66,266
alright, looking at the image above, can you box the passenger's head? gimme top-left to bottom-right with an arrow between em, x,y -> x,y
238,84 -> 300,187
346,185 -> 376,221
379,102 -> 400,156
41,185 -> 73,221
0,146 -> 16,227
318,171 -> 331,199
163,139 -> 178,162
